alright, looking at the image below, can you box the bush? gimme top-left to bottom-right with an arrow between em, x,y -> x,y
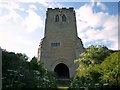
2,51 -> 57,89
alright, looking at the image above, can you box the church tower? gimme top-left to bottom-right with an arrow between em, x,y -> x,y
38,8 -> 85,79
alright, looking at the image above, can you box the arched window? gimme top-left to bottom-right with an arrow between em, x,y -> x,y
62,14 -> 66,22
55,15 -> 59,22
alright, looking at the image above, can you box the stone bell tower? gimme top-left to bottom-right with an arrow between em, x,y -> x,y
38,7 -> 85,79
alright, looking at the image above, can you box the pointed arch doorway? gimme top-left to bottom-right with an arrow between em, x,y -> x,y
54,63 -> 69,79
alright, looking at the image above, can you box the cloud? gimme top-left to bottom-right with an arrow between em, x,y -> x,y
75,3 -> 118,50
29,4 -> 37,10
0,1 -> 43,32
96,2 -> 108,11
0,1 -> 44,59
0,0 -> 64,33
22,9 -> 43,32
16,0 -> 63,8
0,24 -> 35,59
0,0 -> 64,59
91,0 -> 95,7
48,2 -> 64,8
16,0 -> 49,7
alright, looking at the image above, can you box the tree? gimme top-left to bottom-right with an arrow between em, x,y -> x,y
72,45 -> 112,88
76,45 -> 111,77
99,51 -> 120,86
30,56 -> 39,70
70,45 -> 120,89
2,50 -> 57,89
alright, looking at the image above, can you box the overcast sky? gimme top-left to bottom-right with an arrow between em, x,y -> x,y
0,0 -> 119,60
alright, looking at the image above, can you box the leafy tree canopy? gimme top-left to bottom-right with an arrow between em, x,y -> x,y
99,51 -> 120,86
71,45 -> 119,88
2,50 -> 57,89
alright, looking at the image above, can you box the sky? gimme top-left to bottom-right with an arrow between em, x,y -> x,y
0,0 -> 119,60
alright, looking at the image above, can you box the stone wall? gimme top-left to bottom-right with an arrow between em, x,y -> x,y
38,8 -> 85,78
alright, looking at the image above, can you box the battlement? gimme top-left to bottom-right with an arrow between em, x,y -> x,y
47,7 -> 74,11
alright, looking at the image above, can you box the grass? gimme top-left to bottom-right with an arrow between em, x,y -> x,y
57,85 -> 69,90
57,79 -> 70,90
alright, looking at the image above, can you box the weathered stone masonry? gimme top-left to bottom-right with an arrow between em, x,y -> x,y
38,7 -> 85,78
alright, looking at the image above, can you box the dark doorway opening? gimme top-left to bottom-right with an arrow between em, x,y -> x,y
54,63 -> 69,79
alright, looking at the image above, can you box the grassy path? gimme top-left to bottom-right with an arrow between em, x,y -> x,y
57,79 -> 70,90
57,86 -> 69,90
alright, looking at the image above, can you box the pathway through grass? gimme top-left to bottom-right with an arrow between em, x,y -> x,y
57,79 -> 70,90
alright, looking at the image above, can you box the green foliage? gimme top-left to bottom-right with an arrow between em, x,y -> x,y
99,51 -> 120,86
69,76 -> 86,89
2,50 -> 57,89
71,45 -> 119,88
76,45 -> 110,65
75,45 -> 111,78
